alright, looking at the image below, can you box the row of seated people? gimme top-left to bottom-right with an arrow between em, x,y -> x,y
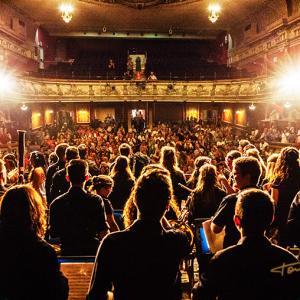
0,137 -> 300,299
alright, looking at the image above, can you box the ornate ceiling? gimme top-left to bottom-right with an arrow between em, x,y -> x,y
7,0 -> 286,38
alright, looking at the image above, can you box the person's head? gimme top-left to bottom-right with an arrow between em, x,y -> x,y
139,142 -> 147,154
66,159 -> 88,185
3,153 -> 17,171
111,155 -> 133,178
272,146 -> 300,183
91,175 -> 114,198
233,157 -> 262,189
48,152 -> 58,165
119,143 -> 132,157
141,164 -> 168,176
28,167 -> 46,187
133,169 -> 173,220
265,153 -> 279,181
0,185 -> 46,238
234,188 -> 274,236
196,164 -> 218,192
55,143 -> 69,161
225,150 -> 241,171
99,162 -> 110,175
29,151 -> 47,170
194,156 -> 211,170
243,144 -> 256,153
160,146 -> 178,171
77,144 -> 88,159
0,159 -> 7,185
238,139 -> 250,154
65,146 -> 79,163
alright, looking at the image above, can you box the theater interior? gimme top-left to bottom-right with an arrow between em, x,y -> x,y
1,0 -> 300,299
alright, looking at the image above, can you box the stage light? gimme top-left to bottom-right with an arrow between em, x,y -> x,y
0,70 -> 15,93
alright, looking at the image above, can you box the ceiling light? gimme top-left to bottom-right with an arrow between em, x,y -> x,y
249,103 -> 256,111
59,3 -> 74,23
208,4 -> 221,23
284,101 -> 291,109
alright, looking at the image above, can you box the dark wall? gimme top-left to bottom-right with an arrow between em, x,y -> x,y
154,102 -> 183,122
60,38 -> 220,78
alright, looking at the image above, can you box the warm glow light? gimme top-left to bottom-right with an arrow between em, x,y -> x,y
236,110 -> 241,114
0,70 -> 15,93
21,103 -> 28,111
208,4 -> 221,23
47,110 -> 54,114
284,101 -> 291,109
249,103 -> 256,111
36,113 -> 41,117
59,3 -> 74,23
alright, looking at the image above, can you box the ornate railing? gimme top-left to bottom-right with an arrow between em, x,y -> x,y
11,76 -> 271,103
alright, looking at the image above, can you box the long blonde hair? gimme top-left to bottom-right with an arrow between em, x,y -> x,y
0,185 -> 47,239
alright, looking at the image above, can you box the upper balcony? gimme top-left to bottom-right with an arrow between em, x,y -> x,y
12,76 -> 271,103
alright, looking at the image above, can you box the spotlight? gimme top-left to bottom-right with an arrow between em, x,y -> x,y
0,71 -> 15,93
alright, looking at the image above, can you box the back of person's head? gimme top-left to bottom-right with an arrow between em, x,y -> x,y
55,143 -> 69,160
28,167 -> 45,186
29,151 -> 46,169
235,188 -> 274,235
141,164 -> 168,176
233,156 -> 262,185
0,185 -> 46,238
0,159 -> 7,184
91,175 -> 114,191
77,144 -> 88,159
119,143 -> 131,157
194,156 -> 211,169
238,139 -> 250,149
160,146 -> 178,171
226,150 -> 242,160
245,148 -> 261,160
111,155 -> 131,177
133,169 -> 173,220
48,152 -> 58,165
66,159 -> 88,185
196,164 -> 218,191
65,146 -> 79,162
243,144 -> 256,152
273,147 -> 300,183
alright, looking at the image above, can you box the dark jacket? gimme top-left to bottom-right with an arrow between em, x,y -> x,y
49,186 -> 108,256
0,231 -> 68,300
192,235 -> 300,300
86,219 -> 190,300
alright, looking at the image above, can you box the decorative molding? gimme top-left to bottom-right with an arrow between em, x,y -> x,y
0,35 -> 36,61
12,76 -> 271,103
229,18 -> 300,66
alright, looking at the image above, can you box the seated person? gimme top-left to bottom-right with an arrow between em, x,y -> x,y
49,159 -> 109,256
147,71 -> 157,80
192,189 -> 300,300
89,175 -> 119,232
0,185 -> 68,300
86,169 -> 191,300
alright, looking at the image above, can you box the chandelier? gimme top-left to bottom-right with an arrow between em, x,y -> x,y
208,4 -> 221,23
249,103 -> 256,111
59,3 -> 74,23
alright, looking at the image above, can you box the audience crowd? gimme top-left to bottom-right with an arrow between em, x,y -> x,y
0,120 -> 299,300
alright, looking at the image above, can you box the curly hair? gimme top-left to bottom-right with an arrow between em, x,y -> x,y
271,147 -> 300,185
265,153 -> 279,183
123,165 -> 180,228
0,185 -> 47,239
